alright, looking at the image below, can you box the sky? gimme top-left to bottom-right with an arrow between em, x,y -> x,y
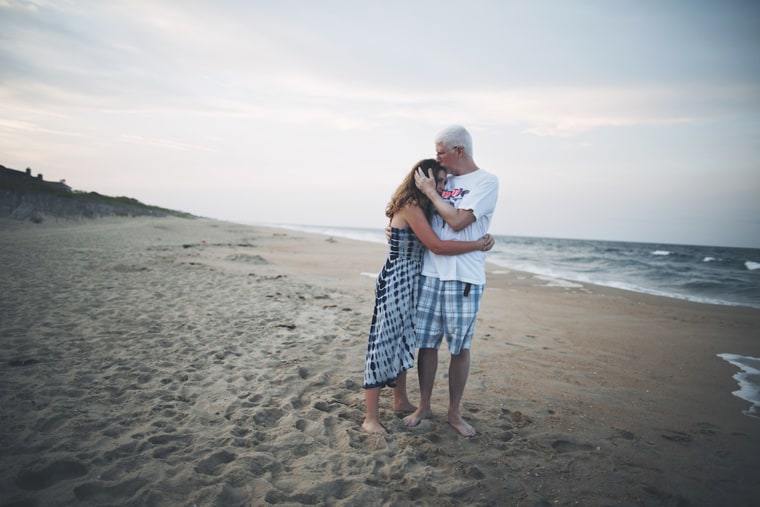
1,0 -> 759,248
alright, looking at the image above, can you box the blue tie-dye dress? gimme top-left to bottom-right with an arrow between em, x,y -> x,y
363,227 -> 425,389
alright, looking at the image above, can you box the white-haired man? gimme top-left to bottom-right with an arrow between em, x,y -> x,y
403,125 -> 499,437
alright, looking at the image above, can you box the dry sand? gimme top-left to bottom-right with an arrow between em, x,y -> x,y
0,216 -> 758,506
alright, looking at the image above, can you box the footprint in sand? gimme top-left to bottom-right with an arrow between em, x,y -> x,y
551,440 -> 594,453
74,477 -> 148,503
194,450 -> 237,476
661,431 -> 693,443
15,459 -> 88,490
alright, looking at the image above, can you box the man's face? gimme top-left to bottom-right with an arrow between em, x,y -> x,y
435,142 -> 457,169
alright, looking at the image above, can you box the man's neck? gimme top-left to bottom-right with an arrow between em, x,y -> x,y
450,161 -> 479,176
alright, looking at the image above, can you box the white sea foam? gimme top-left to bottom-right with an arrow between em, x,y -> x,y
703,257 -> 716,262
717,353 -> 760,419
652,250 -> 671,256
533,275 -> 584,289
746,261 -> 760,271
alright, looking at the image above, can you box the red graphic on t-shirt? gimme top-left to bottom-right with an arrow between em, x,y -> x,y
441,188 -> 469,202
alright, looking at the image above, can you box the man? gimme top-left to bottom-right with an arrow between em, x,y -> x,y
403,125 -> 498,437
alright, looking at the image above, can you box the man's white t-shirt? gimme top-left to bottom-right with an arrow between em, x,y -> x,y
421,168 -> 499,285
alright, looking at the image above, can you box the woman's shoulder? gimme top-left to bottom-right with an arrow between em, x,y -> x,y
391,202 -> 423,227
401,201 -> 425,214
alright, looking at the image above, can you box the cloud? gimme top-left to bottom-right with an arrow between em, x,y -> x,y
3,0 -> 757,141
119,134 -> 217,153
0,117 -> 80,137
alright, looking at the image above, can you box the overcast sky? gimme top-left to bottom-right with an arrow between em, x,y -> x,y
1,0 -> 759,247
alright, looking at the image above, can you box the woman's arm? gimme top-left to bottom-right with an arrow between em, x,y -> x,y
403,203 -> 491,255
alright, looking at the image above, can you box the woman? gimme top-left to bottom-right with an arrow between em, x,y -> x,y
362,159 -> 493,434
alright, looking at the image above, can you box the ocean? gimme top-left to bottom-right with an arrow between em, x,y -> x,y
265,223 -> 760,418
273,224 -> 760,310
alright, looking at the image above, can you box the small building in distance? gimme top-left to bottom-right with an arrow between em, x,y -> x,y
0,164 -> 72,192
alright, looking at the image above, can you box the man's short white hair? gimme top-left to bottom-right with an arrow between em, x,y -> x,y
435,124 -> 473,157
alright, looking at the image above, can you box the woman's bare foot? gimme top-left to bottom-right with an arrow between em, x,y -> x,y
361,419 -> 387,434
402,407 -> 431,427
448,412 -> 476,437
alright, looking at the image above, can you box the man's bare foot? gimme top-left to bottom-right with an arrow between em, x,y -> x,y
448,412 -> 476,437
361,419 -> 387,434
402,408 -> 431,427
393,400 -> 416,413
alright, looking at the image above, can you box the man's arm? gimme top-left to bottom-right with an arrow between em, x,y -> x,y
415,168 -> 476,232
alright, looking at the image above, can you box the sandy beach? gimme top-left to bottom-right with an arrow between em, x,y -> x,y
1,216 -> 758,506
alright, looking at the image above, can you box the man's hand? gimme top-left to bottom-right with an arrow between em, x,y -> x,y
482,234 -> 495,251
414,167 -> 437,197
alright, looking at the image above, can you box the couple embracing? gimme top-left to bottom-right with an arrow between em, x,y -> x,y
362,125 -> 499,437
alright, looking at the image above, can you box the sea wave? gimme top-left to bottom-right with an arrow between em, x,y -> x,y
257,223 -> 760,309
717,354 -> 760,419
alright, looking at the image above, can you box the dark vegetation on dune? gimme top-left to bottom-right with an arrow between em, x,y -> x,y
1,164 -> 194,223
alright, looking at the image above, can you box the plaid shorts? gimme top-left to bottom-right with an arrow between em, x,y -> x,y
415,276 -> 483,355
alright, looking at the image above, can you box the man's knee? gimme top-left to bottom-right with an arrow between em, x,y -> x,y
418,348 -> 437,366
450,349 -> 470,361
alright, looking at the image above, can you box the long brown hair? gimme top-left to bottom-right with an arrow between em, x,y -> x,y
385,159 -> 444,220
